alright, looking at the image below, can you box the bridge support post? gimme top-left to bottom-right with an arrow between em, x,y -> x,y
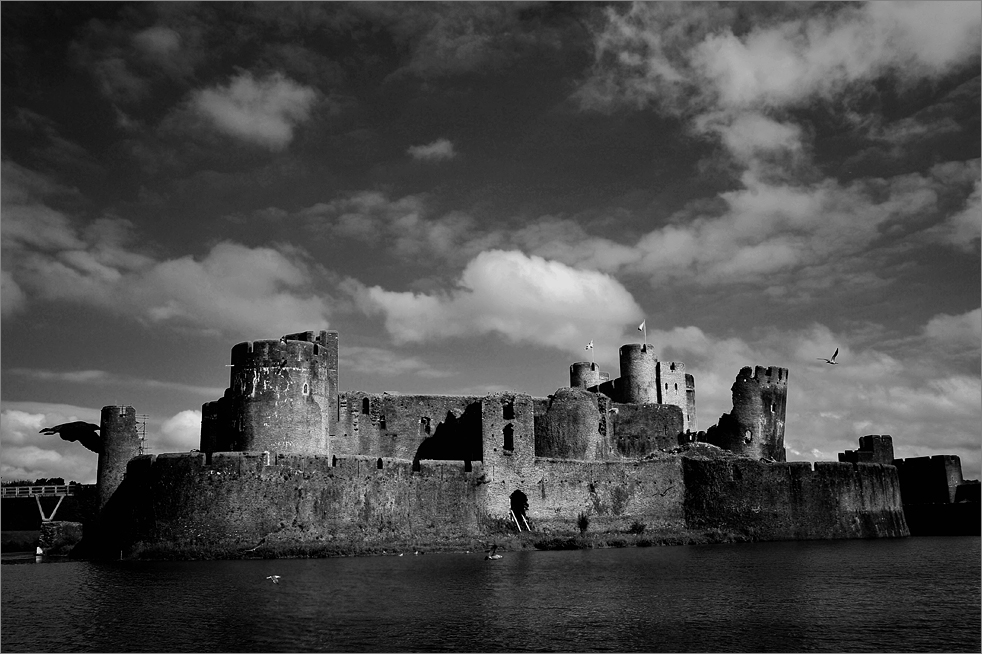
35,495 -> 66,522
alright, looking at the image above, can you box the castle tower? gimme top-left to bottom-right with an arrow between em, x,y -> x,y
97,405 -> 141,510
685,373 -> 696,432
570,362 -> 603,389
617,344 -> 659,404
226,330 -> 337,456
704,366 -> 788,461
657,360 -> 689,432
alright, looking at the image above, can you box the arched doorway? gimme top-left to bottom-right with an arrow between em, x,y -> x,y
510,489 -> 529,530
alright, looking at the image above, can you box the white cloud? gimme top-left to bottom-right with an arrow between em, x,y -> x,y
923,308 -> 982,356
1,403 -> 102,483
190,71 -> 318,149
407,138 -> 456,161
583,2 -> 981,115
362,249 -> 643,355
925,177 -> 981,252
157,410 -> 202,453
138,242 -> 331,336
3,163 -> 331,338
578,1 -> 980,171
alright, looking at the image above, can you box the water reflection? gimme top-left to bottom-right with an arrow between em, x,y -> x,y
1,538 -> 979,653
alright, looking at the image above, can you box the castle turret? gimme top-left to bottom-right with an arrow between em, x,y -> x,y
226,330 -> 337,456
97,405 -> 141,509
617,344 -> 659,404
570,361 -> 603,389
703,366 -> 788,461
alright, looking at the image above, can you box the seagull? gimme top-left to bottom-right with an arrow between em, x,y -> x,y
818,348 -> 839,365
39,421 -> 103,454
266,575 -> 281,584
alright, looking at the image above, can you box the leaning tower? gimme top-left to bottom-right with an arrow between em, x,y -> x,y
97,405 -> 141,509
705,366 -> 788,461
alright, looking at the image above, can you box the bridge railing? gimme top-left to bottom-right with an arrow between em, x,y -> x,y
0,484 -> 86,498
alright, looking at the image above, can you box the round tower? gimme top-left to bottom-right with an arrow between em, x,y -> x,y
228,336 -> 333,455
727,366 -> 788,461
570,362 -> 603,389
97,405 -> 141,510
617,344 -> 659,404
534,388 -> 608,460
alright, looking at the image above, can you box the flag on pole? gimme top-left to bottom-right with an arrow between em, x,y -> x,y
585,341 -> 594,350
638,320 -> 645,332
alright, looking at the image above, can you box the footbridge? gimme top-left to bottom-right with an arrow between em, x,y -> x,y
0,484 -> 93,522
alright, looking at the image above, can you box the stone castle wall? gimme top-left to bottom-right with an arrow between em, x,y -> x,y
110,452 -> 489,554
334,392 -> 484,462
101,448 -> 908,557
682,458 -> 907,539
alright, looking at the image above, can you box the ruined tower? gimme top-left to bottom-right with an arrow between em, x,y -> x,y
97,405 -> 141,509
703,366 -> 788,461
222,330 -> 338,456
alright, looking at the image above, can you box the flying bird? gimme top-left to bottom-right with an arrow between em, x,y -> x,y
266,575 -> 281,584
39,421 -> 103,454
818,348 -> 839,365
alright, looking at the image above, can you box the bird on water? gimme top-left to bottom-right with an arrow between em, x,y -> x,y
39,421 -> 103,453
818,348 -> 839,365
266,575 -> 281,584
485,544 -> 502,560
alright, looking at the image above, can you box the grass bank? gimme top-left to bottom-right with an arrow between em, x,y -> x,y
119,526 -> 750,561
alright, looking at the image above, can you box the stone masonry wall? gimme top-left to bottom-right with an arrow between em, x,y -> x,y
682,457 -> 908,539
334,393 -> 484,462
610,403 -> 684,456
112,452 -> 489,555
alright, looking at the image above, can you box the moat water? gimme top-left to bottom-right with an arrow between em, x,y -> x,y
1,537 -> 978,653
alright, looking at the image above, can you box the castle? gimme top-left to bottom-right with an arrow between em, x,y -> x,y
193,330 -> 786,468
78,328 -> 926,559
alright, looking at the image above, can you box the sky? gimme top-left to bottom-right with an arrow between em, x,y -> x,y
2,1 -> 979,485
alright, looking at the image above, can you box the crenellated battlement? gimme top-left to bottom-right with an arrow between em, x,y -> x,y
742,365 -> 788,387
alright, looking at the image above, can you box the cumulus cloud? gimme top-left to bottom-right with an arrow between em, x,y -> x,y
407,138 -> 456,161
1,403 -> 103,483
923,308 -> 982,359
581,2 -> 980,114
287,191 -> 504,262
577,1 -> 980,173
2,162 -> 331,337
360,250 -> 643,355
158,410 -> 202,453
190,71 -> 318,149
